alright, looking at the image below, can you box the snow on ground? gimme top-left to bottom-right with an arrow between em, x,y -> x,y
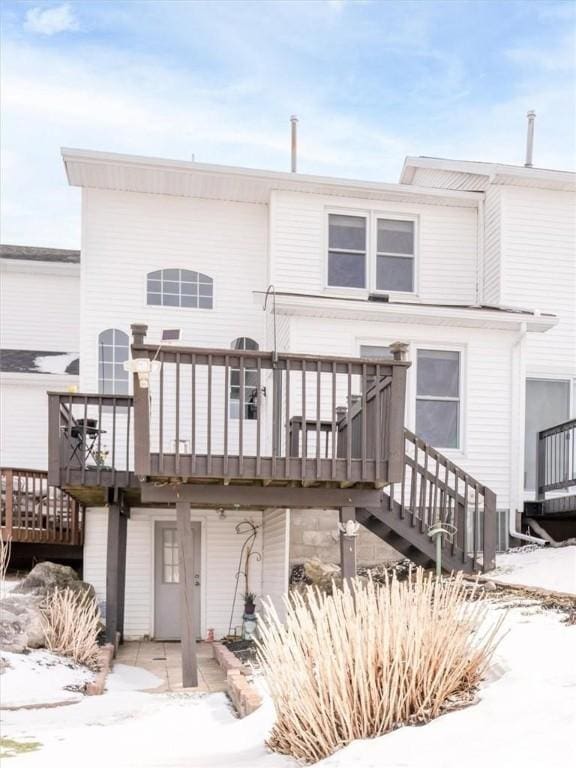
1,603 -> 574,768
493,545 -> 576,594
0,650 -> 94,708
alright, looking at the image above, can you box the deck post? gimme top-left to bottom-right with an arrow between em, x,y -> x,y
131,323 -> 151,479
339,506 -> 357,587
387,343 -> 409,485
3,469 -> 14,540
482,488 -> 497,572
105,500 -> 127,646
176,500 -> 198,687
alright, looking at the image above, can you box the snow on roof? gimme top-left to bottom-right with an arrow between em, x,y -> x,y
0,349 -> 79,375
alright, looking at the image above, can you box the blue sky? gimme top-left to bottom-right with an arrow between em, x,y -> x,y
1,0 -> 575,248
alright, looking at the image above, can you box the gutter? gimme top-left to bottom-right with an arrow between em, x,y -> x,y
509,322 -> 546,545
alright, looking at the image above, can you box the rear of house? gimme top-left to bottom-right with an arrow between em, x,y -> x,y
2,149 -> 574,678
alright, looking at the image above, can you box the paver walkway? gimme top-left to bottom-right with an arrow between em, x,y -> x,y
116,640 -> 227,694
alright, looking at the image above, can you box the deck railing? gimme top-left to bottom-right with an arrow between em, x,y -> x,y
1,467 -> 83,545
130,325 -> 409,488
384,430 -> 497,570
47,393 -> 134,488
536,418 -> 576,499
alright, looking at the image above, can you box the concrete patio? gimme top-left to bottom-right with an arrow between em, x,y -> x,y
116,640 -> 227,694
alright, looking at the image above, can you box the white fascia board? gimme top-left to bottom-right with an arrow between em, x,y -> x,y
0,259 -> 80,278
273,294 -> 557,333
400,156 -> 575,188
61,147 -> 481,206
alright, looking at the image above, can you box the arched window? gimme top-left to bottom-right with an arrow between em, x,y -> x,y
98,329 -> 129,394
147,269 -> 213,309
230,338 -> 259,419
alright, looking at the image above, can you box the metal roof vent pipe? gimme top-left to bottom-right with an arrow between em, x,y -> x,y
524,110 -> 536,168
290,115 -> 298,173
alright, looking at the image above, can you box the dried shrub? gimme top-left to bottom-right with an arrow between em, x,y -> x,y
41,587 -> 101,668
257,570 -> 502,764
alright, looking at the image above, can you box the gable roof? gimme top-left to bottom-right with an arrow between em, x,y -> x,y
0,244 -> 80,264
400,157 -> 576,192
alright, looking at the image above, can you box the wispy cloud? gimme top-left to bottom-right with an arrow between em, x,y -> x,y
0,0 -> 574,248
24,4 -> 79,36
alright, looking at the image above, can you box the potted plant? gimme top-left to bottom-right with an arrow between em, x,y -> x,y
244,592 -> 257,616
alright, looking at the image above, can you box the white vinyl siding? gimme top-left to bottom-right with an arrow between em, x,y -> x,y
261,509 -> 290,621
272,191 -> 477,303
83,507 -> 264,640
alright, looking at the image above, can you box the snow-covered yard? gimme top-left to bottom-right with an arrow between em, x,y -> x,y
493,545 -> 576,594
1,547 -> 574,768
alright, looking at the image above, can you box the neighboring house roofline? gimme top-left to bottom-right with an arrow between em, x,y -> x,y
400,156 -> 576,191
61,147 -> 482,207
0,349 -> 79,375
0,244 -> 80,263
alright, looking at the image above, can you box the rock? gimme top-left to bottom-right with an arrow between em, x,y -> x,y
12,562 -> 95,601
0,595 -> 45,653
304,558 -> 342,591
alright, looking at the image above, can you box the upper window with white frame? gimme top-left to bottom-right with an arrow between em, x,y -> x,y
147,269 -> 213,309
415,349 -> 460,449
327,213 -> 415,293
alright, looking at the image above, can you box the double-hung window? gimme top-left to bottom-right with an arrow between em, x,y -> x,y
327,213 -> 415,293
415,350 -> 461,449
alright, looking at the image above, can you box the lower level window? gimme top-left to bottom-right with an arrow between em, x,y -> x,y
415,349 -> 460,449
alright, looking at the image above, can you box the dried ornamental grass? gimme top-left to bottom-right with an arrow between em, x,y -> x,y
257,570 -> 503,763
41,587 -> 101,668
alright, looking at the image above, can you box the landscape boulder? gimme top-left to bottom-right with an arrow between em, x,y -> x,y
12,561 -> 95,601
0,562 -> 95,654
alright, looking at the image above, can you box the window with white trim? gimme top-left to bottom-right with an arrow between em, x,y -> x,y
98,329 -> 129,395
147,269 -> 213,309
415,349 -> 460,449
327,213 -> 415,293
230,337 -> 259,420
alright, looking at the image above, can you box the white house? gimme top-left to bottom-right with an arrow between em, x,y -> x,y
1,148 -> 574,677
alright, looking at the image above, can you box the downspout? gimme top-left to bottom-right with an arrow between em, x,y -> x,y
509,321 -> 546,545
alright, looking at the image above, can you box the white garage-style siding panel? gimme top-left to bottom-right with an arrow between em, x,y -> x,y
271,191 -> 478,305
83,507 -> 263,640
261,509 -> 290,621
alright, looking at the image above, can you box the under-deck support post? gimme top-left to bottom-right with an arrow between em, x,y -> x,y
105,500 -> 127,646
339,506 -> 357,587
176,500 -> 198,688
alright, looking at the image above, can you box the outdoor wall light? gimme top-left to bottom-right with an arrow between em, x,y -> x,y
123,357 -> 161,389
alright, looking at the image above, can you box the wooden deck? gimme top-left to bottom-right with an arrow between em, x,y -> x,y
1,467 -> 83,545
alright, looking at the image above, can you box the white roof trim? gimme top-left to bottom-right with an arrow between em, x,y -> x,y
61,148 -> 481,207
400,156 -> 576,190
271,293 -> 557,333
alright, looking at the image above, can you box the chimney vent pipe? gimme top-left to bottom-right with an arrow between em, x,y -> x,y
290,115 -> 298,173
525,110 -> 536,168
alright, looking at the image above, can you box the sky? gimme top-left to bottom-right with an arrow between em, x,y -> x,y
1,0 -> 575,249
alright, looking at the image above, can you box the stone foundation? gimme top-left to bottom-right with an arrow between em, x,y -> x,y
289,508 -> 402,567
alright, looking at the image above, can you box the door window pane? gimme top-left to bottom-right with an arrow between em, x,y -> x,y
524,379 -> 570,490
98,329 -> 129,395
162,528 -> 179,583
